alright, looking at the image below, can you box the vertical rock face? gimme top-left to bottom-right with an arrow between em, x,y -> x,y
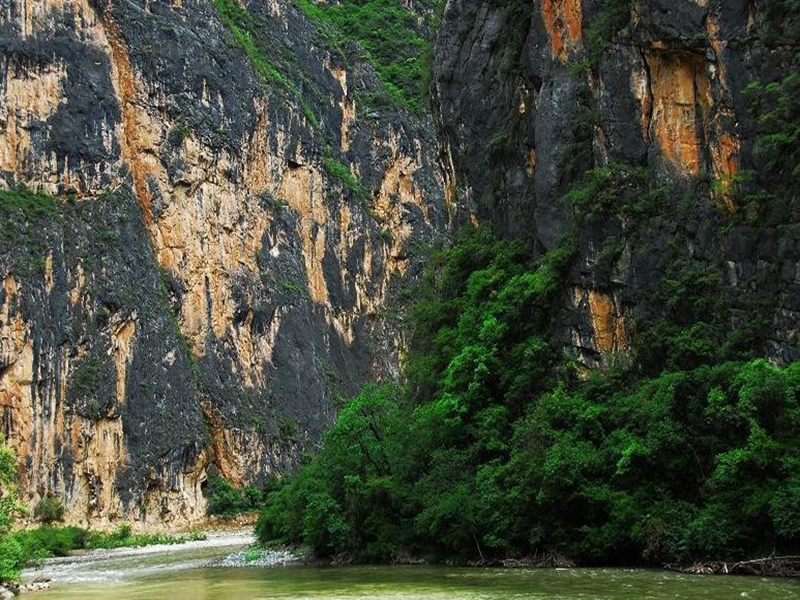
0,190 -> 208,525
0,0 -> 446,525
1,0 -> 797,526
433,0 -> 799,369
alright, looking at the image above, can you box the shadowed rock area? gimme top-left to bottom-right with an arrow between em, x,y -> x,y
0,0 -> 447,526
0,0 -> 797,532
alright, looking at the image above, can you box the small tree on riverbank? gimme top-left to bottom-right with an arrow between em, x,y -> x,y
0,437 -> 25,582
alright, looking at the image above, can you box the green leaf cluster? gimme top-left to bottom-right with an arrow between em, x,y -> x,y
293,0 -> 437,111
205,474 -> 266,518
0,438 -> 24,583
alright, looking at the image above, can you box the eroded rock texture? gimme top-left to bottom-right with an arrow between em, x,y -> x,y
433,0 -> 798,370
1,0 -> 797,527
0,0 -> 446,525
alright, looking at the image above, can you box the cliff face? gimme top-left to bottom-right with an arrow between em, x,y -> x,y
433,0 -> 798,369
1,0 -> 797,528
0,0 -> 446,526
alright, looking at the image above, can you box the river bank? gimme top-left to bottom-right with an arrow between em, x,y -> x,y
1,528 -> 262,596
20,529 -> 257,586
2,529 -> 796,599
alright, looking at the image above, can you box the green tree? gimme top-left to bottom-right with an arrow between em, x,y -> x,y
0,437 -> 25,583
255,227 -> 800,565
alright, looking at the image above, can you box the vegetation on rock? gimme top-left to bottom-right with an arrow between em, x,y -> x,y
205,474 -> 267,518
256,216 -> 800,564
293,0 -> 438,111
742,52 -> 800,221
213,0 -> 320,127
32,497 -> 65,526
584,0 -> 632,65
0,186 -> 59,221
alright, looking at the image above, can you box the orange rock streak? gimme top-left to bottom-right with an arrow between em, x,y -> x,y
541,0 -> 583,63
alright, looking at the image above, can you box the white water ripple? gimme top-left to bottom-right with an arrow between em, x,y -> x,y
22,530 -> 257,585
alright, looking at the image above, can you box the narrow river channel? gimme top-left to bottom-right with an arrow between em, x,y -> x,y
24,532 -> 800,599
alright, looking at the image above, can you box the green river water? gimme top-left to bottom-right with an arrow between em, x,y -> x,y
29,538 -> 800,599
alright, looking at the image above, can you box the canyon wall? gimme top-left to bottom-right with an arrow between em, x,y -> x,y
0,0 -> 446,526
0,0 -> 797,526
433,0 -> 798,369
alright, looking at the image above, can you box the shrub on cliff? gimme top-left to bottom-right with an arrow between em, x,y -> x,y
33,497 -> 65,525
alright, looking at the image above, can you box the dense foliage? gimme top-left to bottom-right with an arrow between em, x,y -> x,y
743,52 -> 800,214
0,439 -> 24,582
205,474 -> 266,518
257,224 -> 800,565
11,525 -> 204,563
293,0 -> 437,111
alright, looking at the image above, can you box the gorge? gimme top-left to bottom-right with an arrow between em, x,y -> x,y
0,0 -> 798,569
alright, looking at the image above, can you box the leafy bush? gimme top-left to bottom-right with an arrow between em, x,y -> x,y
0,538 -> 22,584
12,524 -> 205,564
0,438 -> 24,582
206,474 -> 265,517
14,526 -> 88,559
33,497 -> 65,525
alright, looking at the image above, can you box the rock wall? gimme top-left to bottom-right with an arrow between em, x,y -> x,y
0,0 -> 446,526
1,0 -> 797,526
433,0 -> 798,369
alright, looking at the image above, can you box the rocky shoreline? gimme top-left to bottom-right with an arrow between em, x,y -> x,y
210,548 -> 301,568
0,580 -> 51,599
664,556 -> 800,578
10,528 -> 259,596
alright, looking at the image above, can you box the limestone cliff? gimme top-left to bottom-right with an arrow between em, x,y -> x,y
0,0 -> 446,526
1,0 -> 797,528
433,0 -> 798,369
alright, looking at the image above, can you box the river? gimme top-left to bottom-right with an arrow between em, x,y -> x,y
23,533 -> 800,599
